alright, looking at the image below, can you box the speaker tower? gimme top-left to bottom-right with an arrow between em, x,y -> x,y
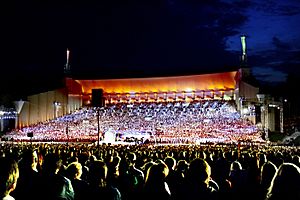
92,89 -> 104,107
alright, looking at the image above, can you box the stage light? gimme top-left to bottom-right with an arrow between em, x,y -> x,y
185,88 -> 193,92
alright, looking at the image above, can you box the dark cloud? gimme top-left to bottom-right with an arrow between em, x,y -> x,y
276,5 -> 300,16
272,36 -> 291,50
252,66 -> 287,84
253,1 -> 300,16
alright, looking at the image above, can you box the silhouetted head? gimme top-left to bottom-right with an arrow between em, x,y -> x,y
145,162 -> 169,185
267,162 -> 300,199
187,158 -> 211,185
0,157 -> 19,197
260,161 -> 277,188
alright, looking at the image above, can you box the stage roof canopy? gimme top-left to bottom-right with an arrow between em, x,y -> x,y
71,71 -> 238,94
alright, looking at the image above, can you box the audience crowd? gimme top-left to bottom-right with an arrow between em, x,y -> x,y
0,99 -> 299,199
3,100 -> 264,144
0,143 -> 300,200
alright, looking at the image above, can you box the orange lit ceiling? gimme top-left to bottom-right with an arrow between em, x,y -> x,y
74,71 -> 238,94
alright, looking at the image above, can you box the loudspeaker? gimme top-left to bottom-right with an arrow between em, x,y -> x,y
255,105 -> 261,123
92,89 -> 104,107
27,132 -> 33,137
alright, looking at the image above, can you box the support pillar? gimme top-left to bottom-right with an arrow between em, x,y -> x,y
0,118 -> 3,132
280,107 -> 284,133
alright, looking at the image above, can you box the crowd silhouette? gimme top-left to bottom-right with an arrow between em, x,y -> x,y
0,143 -> 300,200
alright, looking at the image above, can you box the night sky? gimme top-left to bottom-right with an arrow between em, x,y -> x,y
1,0 -> 300,98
